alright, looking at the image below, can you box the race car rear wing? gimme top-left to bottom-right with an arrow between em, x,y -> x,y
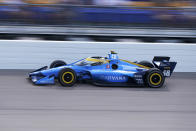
152,56 -> 177,77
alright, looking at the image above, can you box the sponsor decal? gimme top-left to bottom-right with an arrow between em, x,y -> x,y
101,75 -> 127,81
134,75 -> 142,78
134,74 -> 143,84
106,65 -> 110,69
136,79 -> 143,84
164,67 -> 171,70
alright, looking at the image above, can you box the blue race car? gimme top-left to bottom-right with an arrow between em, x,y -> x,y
29,51 -> 177,88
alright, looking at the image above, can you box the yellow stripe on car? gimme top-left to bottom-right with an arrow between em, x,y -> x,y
62,72 -> 74,84
86,58 -> 109,63
120,59 -> 150,69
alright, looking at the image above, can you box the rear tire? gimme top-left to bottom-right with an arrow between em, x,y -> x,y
145,68 -> 165,88
50,60 -> 67,68
138,61 -> 154,68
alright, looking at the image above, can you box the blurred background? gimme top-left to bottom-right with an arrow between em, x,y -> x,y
0,0 -> 196,42
0,2 -> 196,131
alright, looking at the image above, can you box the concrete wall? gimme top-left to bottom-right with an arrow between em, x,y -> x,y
0,40 -> 195,72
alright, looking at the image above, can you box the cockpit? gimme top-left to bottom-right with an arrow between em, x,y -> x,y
75,57 -> 109,66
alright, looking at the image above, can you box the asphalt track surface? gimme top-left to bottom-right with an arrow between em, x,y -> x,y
0,70 -> 196,131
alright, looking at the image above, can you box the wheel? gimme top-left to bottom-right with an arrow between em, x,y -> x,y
138,61 -> 154,68
50,60 -> 67,68
145,68 -> 165,88
58,68 -> 77,87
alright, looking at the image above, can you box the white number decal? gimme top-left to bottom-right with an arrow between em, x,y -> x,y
163,70 -> 170,77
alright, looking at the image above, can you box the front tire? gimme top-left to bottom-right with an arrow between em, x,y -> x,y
50,60 -> 67,68
146,68 -> 165,88
58,68 -> 77,87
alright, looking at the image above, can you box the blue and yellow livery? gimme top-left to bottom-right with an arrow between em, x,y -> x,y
28,51 -> 177,88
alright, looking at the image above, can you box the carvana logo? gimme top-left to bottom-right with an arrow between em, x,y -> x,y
101,75 -> 127,81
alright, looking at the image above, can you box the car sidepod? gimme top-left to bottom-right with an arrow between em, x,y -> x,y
90,69 -> 147,86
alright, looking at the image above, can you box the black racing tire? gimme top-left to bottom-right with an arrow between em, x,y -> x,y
138,61 -> 154,68
58,68 -> 77,87
50,60 -> 67,68
145,68 -> 165,88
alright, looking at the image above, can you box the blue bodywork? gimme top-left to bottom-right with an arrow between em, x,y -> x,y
29,52 -> 176,87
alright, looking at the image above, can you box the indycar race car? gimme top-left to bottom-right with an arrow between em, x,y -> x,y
29,51 -> 177,88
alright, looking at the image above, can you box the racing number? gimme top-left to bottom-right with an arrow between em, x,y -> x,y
163,70 -> 170,77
